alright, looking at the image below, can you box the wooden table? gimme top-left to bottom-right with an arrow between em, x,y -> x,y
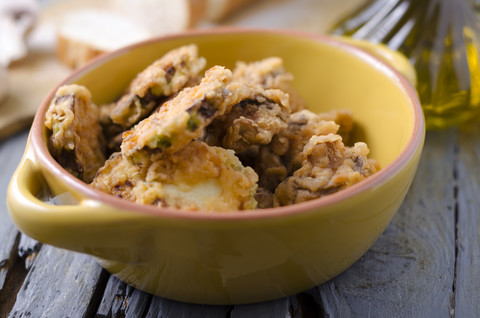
2,1 -> 480,317
1,127 -> 480,317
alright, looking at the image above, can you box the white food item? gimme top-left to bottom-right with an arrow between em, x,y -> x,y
107,0 -> 196,36
56,0 -> 256,68
56,9 -> 152,68
108,0 -> 256,35
162,179 -> 223,211
0,0 -> 39,66
58,10 -> 151,52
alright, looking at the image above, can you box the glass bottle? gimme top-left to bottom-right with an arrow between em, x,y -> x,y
331,0 -> 480,129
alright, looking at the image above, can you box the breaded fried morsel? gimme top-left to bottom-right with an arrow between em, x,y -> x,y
92,141 -> 258,211
203,85 -> 290,153
282,110 -> 340,174
232,57 -> 306,112
251,109 -> 340,199
316,109 -> 354,145
121,66 -> 250,157
273,134 -> 380,206
45,46 -> 380,212
254,186 -> 274,209
90,151 -> 151,201
139,140 -> 258,211
104,44 -> 207,130
45,84 -> 105,183
255,138 -> 288,190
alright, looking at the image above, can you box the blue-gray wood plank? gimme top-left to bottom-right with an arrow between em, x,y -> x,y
1,129 -> 477,317
8,246 -> 106,318
455,125 -> 480,316
0,132 -> 29,292
315,130 -> 457,317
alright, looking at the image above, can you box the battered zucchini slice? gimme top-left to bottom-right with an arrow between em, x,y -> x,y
106,44 -> 206,130
121,66 -> 246,157
90,151 -> 150,201
135,140 -> 258,211
44,84 -> 106,183
92,141 -> 259,211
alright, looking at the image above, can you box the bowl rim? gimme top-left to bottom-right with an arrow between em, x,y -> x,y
30,27 -> 425,221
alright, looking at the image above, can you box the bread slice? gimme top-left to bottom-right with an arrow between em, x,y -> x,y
108,0 -> 256,33
56,0 -> 256,68
56,9 -> 152,68
204,0 -> 256,21
107,0 -> 207,36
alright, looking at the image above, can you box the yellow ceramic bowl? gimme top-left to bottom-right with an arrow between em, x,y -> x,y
7,29 -> 424,305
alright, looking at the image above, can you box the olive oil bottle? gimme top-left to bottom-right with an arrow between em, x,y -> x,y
331,0 -> 480,129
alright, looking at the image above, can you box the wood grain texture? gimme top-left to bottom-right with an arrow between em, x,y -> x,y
314,130 -> 457,318
97,275 -> 152,318
0,132 -> 29,291
17,234 -> 41,271
96,275 -> 313,317
8,246 -> 107,318
231,297 -> 301,317
145,297 -> 231,318
454,125 -> 480,316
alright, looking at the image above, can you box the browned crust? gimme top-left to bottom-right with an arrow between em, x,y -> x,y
221,0 -> 256,19
189,0 -> 256,25
187,0 -> 208,27
56,33 -> 106,69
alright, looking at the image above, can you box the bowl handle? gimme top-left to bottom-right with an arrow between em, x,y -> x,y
7,152 -> 143,258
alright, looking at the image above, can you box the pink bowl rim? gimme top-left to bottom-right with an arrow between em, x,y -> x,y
30,27 -> 425,221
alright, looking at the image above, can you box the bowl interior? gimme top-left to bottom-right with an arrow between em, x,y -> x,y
64,31 -> 415,169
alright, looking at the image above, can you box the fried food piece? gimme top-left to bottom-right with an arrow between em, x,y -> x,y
254,187 -> 274,209
281,110 -> 340,174
92,141 -> 258,211
255,139 -> 288,191
105,44 -> 207,130
98,102 -> 124,153
249,141 -> 288,209
90,151 -> 151,201
233,57 -> 292,89
137,140 -> 258,211
45,84 -> 105,183
233,57 -> 306,112
211,108 -> 337,199
259,109 -> 352,184
203,86 -> 290,153
273,134 -> 380,206
316,109 -> 354,144
121,66 -> 245,158
252,110 -> 339,204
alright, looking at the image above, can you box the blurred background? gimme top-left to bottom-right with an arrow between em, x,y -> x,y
2,0 -> 480,135
0,0 -> 365,140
